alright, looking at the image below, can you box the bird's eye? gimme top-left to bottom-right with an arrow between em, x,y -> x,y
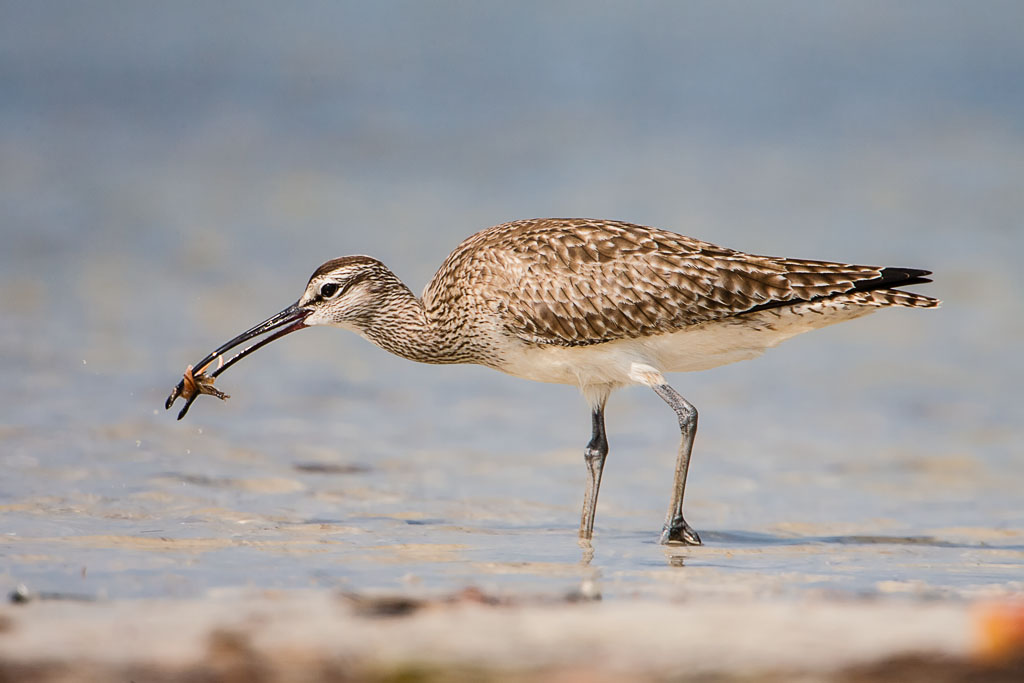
319,282 -> 341,299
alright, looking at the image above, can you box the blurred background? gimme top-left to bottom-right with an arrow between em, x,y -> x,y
1,1 -> 1021,599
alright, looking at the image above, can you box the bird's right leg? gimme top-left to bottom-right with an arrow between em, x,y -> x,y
579,403 -> 609,540
652,383 -> 702,546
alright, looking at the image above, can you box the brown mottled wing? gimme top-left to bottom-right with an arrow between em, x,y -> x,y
440,219 -> 888,347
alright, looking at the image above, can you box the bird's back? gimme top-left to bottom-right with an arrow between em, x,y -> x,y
422,218 -> 938,351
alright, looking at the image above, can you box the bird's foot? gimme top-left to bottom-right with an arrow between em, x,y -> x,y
660,516 -> 702,545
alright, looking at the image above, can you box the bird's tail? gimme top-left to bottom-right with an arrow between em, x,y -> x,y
860,288 -> 941,309
851,267 -> 940,308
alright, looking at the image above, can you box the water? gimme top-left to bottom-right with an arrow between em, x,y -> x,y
1,1 -> 1022,602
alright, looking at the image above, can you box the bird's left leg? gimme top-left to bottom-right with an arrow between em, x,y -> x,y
579,398 -> 609,540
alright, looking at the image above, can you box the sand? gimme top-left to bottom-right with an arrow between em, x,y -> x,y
2,589 -> 1023,682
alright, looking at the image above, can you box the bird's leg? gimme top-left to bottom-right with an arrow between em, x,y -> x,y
579,405 -> 609,540
652,383 -> 702,546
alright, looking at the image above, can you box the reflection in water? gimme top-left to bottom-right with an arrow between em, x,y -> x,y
578,539 -> 595,567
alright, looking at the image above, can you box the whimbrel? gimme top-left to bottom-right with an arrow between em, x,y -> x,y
166,218 -> 939,545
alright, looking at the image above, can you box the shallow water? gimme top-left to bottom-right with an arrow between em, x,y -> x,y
2,1 -> 1022,602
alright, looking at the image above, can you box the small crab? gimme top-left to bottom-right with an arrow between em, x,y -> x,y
166,358 -> 231,419
182,361 -> 230,402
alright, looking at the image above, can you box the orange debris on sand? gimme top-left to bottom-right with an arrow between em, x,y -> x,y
975,601 -> 1024,663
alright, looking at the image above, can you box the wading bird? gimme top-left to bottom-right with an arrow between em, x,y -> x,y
167,218 -> 938,544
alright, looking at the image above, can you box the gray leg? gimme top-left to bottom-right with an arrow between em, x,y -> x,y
653,383 -> 702,546
579,405 -> 609,540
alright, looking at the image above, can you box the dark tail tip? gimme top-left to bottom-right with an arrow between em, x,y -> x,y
855,267 -> 933,292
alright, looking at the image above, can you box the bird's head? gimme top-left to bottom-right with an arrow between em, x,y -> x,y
165,255 -> 399,419
297,255 -> 397,329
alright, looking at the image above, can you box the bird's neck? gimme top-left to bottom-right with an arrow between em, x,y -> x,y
355,277 -> 476,365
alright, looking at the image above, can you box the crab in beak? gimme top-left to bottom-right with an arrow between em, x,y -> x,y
165,303 -> 311,420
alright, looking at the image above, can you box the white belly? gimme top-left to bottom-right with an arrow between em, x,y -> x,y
492,298 -> 881,390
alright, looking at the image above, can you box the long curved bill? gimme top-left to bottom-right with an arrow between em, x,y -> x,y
165,303 -> 311,420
